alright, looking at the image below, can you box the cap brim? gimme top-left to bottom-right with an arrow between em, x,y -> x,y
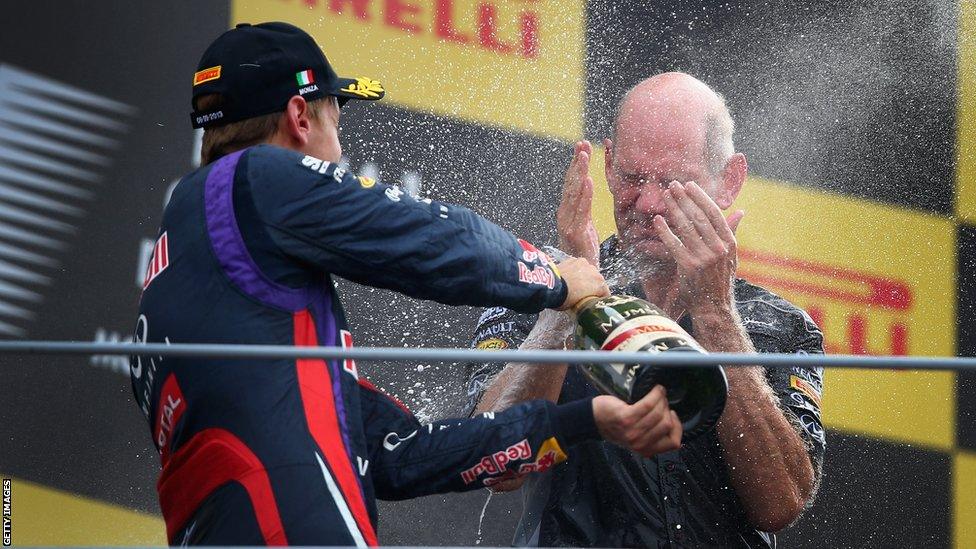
331,76 -> 385,105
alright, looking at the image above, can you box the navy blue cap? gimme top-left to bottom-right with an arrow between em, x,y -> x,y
191,22 -> 384,129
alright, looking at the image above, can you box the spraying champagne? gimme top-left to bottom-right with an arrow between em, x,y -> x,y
573,294 -> 728,442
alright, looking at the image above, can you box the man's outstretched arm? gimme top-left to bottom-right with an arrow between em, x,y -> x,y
363,379 -> 681,500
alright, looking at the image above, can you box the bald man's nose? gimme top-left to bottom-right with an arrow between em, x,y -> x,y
634,184 -> 667,215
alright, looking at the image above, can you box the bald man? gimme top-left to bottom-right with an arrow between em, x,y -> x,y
463,73 -> 826,548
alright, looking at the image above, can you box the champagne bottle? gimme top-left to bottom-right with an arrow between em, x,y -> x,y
573,294 -> 728,441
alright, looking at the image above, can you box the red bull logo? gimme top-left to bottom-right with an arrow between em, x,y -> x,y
737,248 -> 913,356
518,238 -> 554,265
516,448 -> 559,475
518,262 -> 556,289
460,438 -> 532,484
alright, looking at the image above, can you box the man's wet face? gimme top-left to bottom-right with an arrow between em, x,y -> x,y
608,136 -> 712,264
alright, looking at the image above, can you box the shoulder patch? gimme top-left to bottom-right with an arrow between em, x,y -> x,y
790,374 -> 822,408
476,338 -> 509,350
478,307 -> 508,326
300,154 -> 332,175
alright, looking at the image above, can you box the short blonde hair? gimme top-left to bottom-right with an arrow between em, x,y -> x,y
196,94 -> 327,165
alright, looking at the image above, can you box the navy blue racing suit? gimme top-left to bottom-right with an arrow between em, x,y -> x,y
130,145 -> 599,546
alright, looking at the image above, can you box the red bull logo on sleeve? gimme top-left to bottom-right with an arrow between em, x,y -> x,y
460,438 -> 532,484
518,262 -> 556,289
518,239 -> 543,263
516,436 -> 567,475
471,437 -> 568,486
517,239 -> 558,269
517,239 -> 560,287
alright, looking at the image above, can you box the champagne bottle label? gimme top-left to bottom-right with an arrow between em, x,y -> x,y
574,294 -> 729,442
598,316 -> 693,377
600,315 -> 696,352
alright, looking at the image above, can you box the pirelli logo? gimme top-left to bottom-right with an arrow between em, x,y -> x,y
193,65 -> 221,86
233,0 -> 585,140
737,248 -> 913,356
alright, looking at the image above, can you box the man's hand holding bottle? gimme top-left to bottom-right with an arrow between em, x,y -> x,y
556,257 -> 610,311
594,386 -> 683,457
551,256 -> 683,457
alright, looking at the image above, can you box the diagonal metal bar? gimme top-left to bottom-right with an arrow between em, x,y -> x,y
0,341 -> 973,371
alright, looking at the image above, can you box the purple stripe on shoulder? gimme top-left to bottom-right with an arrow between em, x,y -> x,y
204,149 -> 312,312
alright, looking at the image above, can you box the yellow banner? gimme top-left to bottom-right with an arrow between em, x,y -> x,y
3,476 -> 165,546
588,146 -> 957,449
233,0 -> 584,140
958,0 -> 976,221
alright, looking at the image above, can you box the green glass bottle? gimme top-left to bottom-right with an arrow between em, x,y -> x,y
574,294 -> 728,441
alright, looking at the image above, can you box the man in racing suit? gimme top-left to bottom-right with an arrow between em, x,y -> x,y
464,73 -> 826,547
131,22 -> 684,546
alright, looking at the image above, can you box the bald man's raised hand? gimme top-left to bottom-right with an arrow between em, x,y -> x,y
653,181 -> 745,316
557,141 -> 600,266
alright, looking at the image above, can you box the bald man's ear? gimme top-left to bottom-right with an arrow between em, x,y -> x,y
717,152 -> 747,209
603,138 -> 614,184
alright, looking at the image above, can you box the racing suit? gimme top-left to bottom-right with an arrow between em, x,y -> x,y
464,236 -> 826,548
130,145 -> 600,546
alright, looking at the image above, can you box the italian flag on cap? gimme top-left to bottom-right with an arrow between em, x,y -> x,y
296,69 -> 314,86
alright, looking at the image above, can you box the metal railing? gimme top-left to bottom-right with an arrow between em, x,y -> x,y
0,341 -> 972,371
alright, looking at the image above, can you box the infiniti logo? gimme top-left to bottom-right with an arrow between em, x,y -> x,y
0,64 -> 134,337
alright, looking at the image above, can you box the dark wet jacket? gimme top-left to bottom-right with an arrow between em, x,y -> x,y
130,145 -> 604,546
464,236 -> 826,548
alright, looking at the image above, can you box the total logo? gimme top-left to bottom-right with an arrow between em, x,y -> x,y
154,374 -> 186,464
309,0 -> 541,59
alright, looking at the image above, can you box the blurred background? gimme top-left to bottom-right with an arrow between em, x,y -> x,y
0,0 -> 973,546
